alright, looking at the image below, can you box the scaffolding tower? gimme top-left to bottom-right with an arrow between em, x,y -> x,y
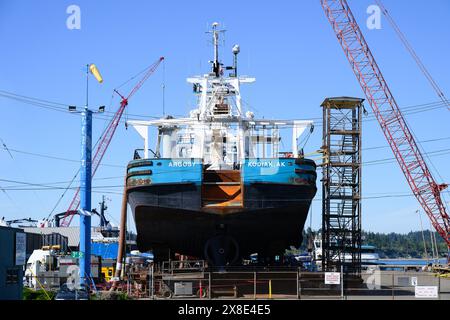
321,97 -> 364,273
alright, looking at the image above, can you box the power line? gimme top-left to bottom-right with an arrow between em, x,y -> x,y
2,132 -> 447,167
363,136 -> 450,151
0,186 -> 430,201
0,176 -> 124,188
0,89 -> 172,120
2,116 -> 450,168
0,137 -> 14,159
1,145 -> 448,191
1,141 -> 448,189
375,0 -> 450,111
310,101 -> 447,128
0,137 -> 45,214
0,89 -> 447,124
364,149 -> 450,166
0,184 -> 124,191
1,146 -> 125,168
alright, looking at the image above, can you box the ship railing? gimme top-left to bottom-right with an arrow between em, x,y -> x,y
161,260 -> 206,275
133,149 -> 158,160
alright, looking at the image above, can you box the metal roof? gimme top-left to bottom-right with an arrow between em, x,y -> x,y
320,97 -> 365,108
23,227 -> 82,247
23,227 -> 129,249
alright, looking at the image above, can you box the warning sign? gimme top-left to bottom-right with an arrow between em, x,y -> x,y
415,286 -> 438,298
325,272 -> 341,285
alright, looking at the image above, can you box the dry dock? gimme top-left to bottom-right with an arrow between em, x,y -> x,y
117,262 -> 450,300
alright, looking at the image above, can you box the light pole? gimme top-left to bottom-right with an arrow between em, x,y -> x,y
69,105 -> 104,286
80,107 -> 92,285
69,63 -> 104,286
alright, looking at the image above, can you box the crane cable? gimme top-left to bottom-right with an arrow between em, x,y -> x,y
375,0 -> 450,111
376,0 -> 450,206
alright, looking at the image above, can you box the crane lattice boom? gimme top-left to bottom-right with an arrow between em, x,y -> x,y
320,0 -> 449,247
60,57 -> 164,227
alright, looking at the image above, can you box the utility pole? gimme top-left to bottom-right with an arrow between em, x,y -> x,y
80,106 -> 93,286
69,63 -> 104,286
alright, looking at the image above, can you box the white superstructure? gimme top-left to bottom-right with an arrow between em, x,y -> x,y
128,23 -> 313,169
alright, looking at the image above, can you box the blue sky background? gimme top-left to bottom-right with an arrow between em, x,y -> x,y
0,0 -> 449,234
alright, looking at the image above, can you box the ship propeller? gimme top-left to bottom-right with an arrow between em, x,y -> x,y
204,235 -> 240,267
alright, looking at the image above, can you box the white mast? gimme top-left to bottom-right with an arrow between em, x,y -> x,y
127,23 -> 313,165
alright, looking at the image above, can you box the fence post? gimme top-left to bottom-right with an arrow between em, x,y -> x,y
148,265 -> 153,298
253,272 -> 256,300
438,275 -> 441,300
297,269 -> 300,300
268,279 -> 272,299
152,264 -> 155,299
341,265 -> 344,300
208,272 -> 212,300
392,272 -> 395,300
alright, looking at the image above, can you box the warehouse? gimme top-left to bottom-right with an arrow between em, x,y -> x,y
0,226 -> 26,300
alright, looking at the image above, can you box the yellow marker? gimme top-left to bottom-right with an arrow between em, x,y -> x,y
89,64 -> 103,83
269,279 -> 272,299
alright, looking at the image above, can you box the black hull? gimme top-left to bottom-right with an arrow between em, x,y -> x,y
128,183 -> 316,262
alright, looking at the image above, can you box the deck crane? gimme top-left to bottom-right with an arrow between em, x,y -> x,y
59,56 -> 165,227
320,0 -> 450,257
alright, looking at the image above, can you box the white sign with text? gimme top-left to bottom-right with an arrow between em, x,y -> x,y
15,233 -> 26,265
415,286 -> 438,298
324,272 -> 341,285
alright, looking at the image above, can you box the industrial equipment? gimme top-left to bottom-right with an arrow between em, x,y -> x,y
320,0 -> 449,258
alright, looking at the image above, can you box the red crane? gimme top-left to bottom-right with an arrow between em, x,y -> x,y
320,0 -> 450,250
59,57 -> 165,227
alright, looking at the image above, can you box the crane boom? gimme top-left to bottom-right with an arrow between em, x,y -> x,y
60,57 -> 164,227
320,0 -> 450,248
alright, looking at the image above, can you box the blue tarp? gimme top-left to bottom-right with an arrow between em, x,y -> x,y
91,242 -> 118,260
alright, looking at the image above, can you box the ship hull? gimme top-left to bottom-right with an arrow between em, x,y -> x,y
126,157 -> 317,265
128,183 -> 316,262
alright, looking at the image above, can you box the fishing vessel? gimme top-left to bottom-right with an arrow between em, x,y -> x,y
125,23 -> 317,266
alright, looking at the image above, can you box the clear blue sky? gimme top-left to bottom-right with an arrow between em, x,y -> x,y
0,0 -> 449,234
